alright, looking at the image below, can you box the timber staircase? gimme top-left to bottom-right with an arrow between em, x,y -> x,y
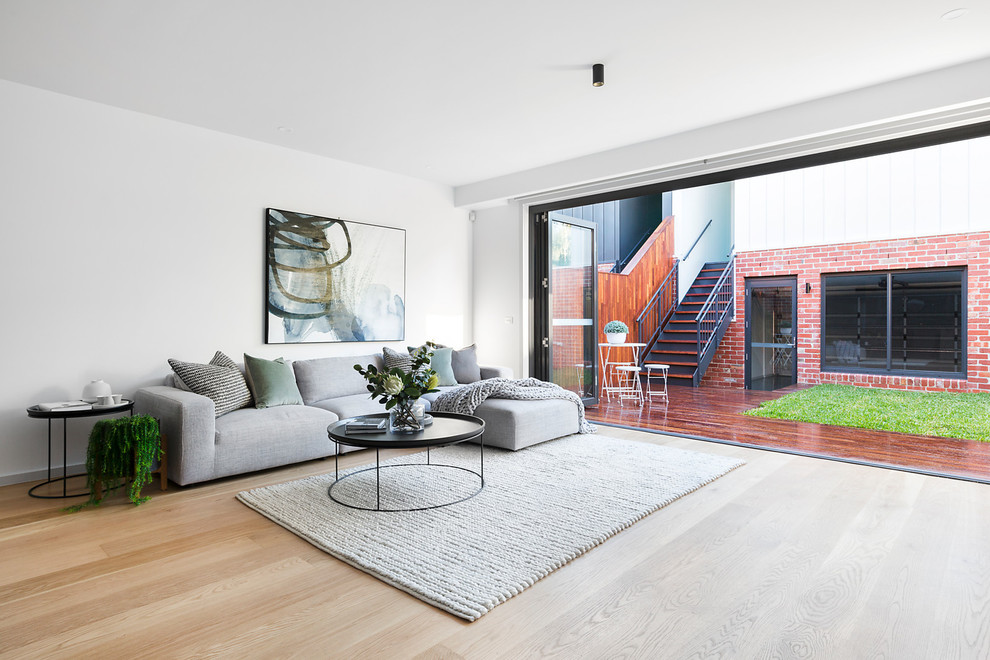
642,260 -> 733,386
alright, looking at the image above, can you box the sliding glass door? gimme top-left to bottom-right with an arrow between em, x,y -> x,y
532,211 -> 598,403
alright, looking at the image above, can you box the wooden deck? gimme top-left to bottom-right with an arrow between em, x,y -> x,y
586,384 -> 990,483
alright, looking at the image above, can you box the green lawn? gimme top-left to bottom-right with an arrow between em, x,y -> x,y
743,384 -> 990,442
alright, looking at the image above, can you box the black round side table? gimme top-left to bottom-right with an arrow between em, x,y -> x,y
26,400 -> 134,498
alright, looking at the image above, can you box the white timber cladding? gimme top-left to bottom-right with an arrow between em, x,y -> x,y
734,134 -> 990,252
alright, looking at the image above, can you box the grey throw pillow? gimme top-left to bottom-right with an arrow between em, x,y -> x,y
451,344 -> 482,383
167,351 -> 253,417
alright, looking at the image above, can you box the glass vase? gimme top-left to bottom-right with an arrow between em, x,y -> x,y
389,401 -> 425,433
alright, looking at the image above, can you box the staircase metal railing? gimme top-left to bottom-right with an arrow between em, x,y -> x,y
694,254 -> 736,386
635,260 -> 679,351
682,219 -> 712,263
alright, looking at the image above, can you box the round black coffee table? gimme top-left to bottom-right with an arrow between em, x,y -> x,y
327,411 -> 485,511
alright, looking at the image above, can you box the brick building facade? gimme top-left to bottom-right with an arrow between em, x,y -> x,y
702,231 -> 990,392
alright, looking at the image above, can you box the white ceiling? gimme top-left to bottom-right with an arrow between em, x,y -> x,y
2,1 -> 989,188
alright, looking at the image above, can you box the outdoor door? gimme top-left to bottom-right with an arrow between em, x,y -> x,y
745,277 -> 798,391
533,212 -> 598,403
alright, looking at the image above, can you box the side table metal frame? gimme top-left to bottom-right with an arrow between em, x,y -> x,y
26,401 -> 134,499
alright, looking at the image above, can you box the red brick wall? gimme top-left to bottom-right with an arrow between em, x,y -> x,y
551,265 -> 594,388
702,231 -> 990,392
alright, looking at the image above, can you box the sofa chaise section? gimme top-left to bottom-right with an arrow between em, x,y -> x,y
420,387 -> 579,451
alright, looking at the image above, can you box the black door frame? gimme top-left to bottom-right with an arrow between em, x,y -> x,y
530,211 -> 550,380
744,276 -> 798,390
530,210 -> 599,404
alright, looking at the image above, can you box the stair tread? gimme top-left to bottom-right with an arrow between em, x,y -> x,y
639,259 -> 731,388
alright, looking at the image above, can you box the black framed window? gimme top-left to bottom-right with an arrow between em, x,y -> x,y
822,269 -> 965,377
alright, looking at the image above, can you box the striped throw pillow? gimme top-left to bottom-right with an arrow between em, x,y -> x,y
168,351 -> 253,417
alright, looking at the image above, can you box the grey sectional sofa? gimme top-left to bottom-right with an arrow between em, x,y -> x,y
135,351 -> 580,486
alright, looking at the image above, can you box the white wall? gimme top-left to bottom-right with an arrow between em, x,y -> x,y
672,183 -> 733,300
735,135 -> 990,251
472,202 -> 527,378
0,80 -> 471,485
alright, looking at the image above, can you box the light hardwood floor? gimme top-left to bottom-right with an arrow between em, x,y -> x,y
2,427 -> 989,659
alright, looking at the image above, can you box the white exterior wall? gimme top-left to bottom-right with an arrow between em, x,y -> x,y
735,135 -> 990,251
0,80 -> 471,485
672,183 -> 733,300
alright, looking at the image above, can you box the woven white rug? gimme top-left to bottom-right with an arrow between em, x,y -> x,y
236,434 -> 744,621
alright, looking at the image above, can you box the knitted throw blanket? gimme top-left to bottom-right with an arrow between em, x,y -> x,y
431,377 -> 597,434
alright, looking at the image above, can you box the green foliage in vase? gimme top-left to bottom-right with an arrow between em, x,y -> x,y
354,343 -> 440,411
66,415 -> 164,511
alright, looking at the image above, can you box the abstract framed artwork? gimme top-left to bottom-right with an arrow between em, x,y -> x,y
265,208 -> 406,344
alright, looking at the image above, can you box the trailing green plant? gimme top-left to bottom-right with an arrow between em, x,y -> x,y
603,320 -> 629,334
66,415 -> 163,511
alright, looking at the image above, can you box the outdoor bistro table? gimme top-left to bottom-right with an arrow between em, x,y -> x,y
598,342 -> 647,401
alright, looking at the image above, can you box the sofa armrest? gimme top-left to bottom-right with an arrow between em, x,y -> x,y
134,385 -> 216,486
480,365 -> 513,380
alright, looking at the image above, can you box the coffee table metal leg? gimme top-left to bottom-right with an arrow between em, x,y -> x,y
480,435 -> 484,483
376,448 -> 381,511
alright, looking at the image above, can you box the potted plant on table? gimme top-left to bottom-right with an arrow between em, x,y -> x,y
603,320 -> 629,344
354,345 -> 440,432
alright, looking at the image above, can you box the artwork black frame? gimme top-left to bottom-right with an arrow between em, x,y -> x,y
265,208 -> 406,344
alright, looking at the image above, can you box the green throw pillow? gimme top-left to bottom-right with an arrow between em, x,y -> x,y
429,347 -> 458,386
243,354 -> 304,408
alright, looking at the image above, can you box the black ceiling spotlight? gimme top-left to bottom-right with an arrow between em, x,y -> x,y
592,63 -> 604,87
